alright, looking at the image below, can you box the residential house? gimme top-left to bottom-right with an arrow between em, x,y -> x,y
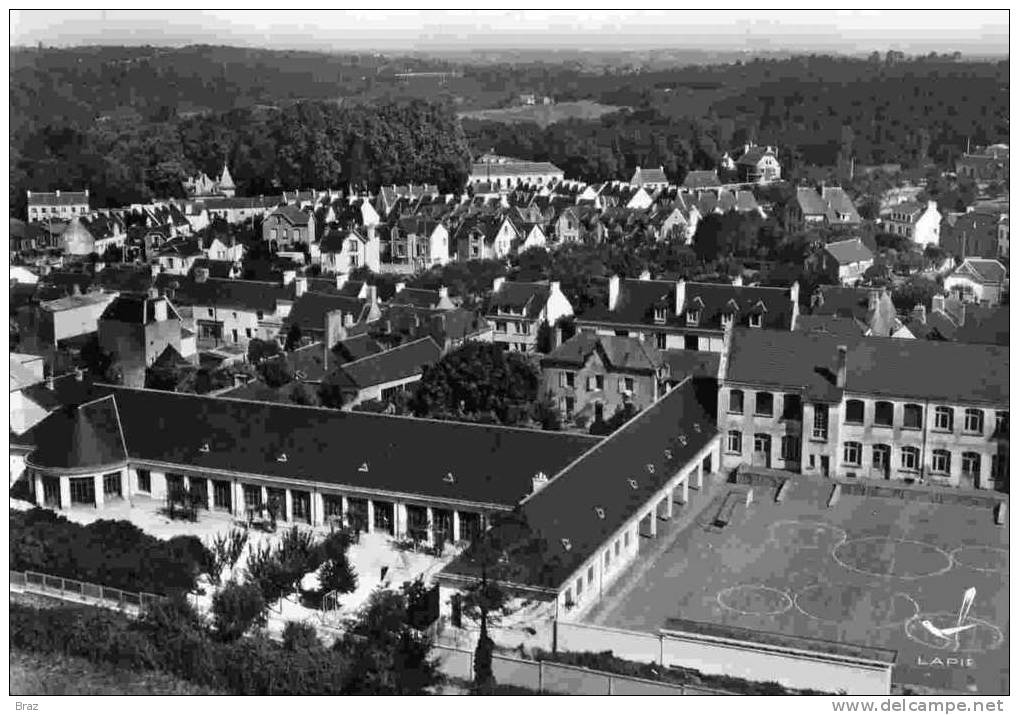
629,167 -> 669,191
810,238 -> 875,286
98,290 -> 193,388
682,171 -> 722,192
284,286 -> 381,347
328,336 -> 442,409
577,274 -> 798,353
263,206 -> 316,250
550,206 -> 582,245
202,233 -> 246,263
881,201 -> 942,247
319,228 -> 382,274
199,196 -> 279,226
735,145 -> 782,184
390,284 -> 456,311
184,164 -> 236,198
941,211 -> 1001,260
374,305 -> 493,354
905,295 -> 1008,346
944,258 -> 1008,306
453,215 -> 519,261
380,218 -> 449,272
821,187 -> 863,227
718,328 -> 1008,491
486,278 -> 574,352
540,332 -> 668,426
788,186 -> 861,229
38,291 -> 119,346
955,145 -> 1009,184
803,286 -> 909,339
154,239 -> 204,276
27,190 -> 90,223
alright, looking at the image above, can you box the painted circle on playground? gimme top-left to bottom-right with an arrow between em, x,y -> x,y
717,584 -> 792,616
794,583 -> 918,629
832,537 -> 952,580
768,520 -> 848,550
904,612 -> 1004,653
951,546 -> 1009,575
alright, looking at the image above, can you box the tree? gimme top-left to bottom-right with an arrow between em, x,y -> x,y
247,338 -> 281,364
284,325 -> 303,351
335,584 -> 442,695
282,620 -> 321,651
211,580 -> 267,641
892,276 -> 942,313
258,357 -> 293,389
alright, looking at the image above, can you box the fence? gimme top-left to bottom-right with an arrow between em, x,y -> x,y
10,569 -> 165,614
433,642 -> 721,695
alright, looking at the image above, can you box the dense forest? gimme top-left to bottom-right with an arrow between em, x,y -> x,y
9,47 -> 1008,214
9,100 -> 471,214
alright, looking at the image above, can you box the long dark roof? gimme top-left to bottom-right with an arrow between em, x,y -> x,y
487,281 -> 551,319
333,337 -> 442,390
442,379 -> 717,589
287,292 -> 370,333
157,276 -> 291,313
25,386 -> 600,508
724,328 -> 1009,406
541,332 -> 664,374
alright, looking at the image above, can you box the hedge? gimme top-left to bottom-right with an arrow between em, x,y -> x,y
10,508 -> 211,596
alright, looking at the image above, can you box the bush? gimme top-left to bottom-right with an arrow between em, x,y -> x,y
207,528 -> 249,585
282,621 -> 321,651
211,581 -> 267,641
10,508 -> 210,596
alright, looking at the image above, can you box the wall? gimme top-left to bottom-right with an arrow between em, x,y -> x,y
542,351 -> 658,424
344,373 -> 425,410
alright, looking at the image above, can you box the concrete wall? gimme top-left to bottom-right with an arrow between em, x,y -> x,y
660,631 -> 891,695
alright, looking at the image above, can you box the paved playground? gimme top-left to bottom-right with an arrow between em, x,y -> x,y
586,477 -> 1009,695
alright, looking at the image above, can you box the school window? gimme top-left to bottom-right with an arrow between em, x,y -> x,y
728,390 -> 744,414
874,401 -> 894,427
587,565 -> 595,585
812,405 -> 829,440
931,449 -> 952,474
934,406 -> 954,431
781,394 -> 802,421
991,453 -> 1008,481
560,371 -> 575,388
103,471 -> 122,497
721,313 -> 733,329
245,328 -> 252,339
845,400 -> 865,425
726,430 -> 742,454
964,409 -> 985,434
900,446 -> 920,472
754,392 -> 774,417
994,411 -> 1008,436
962,452 -> 981,478
843,442 -> 862,466
902,404 -> 923,430
614,540 -> 621,557
576,578 -> 583,596
872,444 -> 891,469
496,321 -> 507,333
655,332 -> 667,349
136,469 -> 151,493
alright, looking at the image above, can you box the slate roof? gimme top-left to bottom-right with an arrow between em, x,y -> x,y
40,292 -> 113,312
100,294 -> 180,324
792,314 -> 868,340
683,282 -> 795,331
320,228 -> 366,253
23,395 -> 128,471
441,378 -> 716,589
471,161 -> 563,178
633,167 -> 668,185
151,344 -> 192,370
156,239 -> 203,258
157,277 -> 290,313
662,349 -> 721,381
287,343 -> 329,382
736,145 -> 775,166
821,187 -> 862,224
28,191 -> 89,207
287,292 -> 370,334
25,386 -> 599,508
333,337 -> 442,390
391,287 -> 447,309
581,278 -> 675,326
824,238 -> 874,265
270,205 -> 312,226
682,171 -> 721,190
724,327 -> 1008,406
334,333 -> 385,363
487,281 -> 552,320
10,356 -> 43,392
541,333 -> 664,374
951,259 -> 1007,285
796,187 -> 828,216
954,307 -> 1010,346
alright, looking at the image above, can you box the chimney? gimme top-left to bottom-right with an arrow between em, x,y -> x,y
532,471 -> 549,494
608,275 -> 621,310
294,275 -> 308,297
74,367 -> 85,382
147,287 -> 159,300
931,294 -> 946,314
438,285 -> 449,301
732,274 -> 743,287
674,279 -> 687,316
335,271 -> 348,291
638,268 -> 651,281
364,284 -> 378,306
395,281 -> 407,296
836,345 -> 848,388
72,283 -> 82,296
56,190 -> 61,197
549,280 -> 561,296
928,200 -> 937,213
492,276 -> 506,294
790,280 -> 800,307
553,324 -> 563,350
194,266 -> 209,283
867,289 -> 880,312
911,303 -> 927,325
153,296 -> 168,322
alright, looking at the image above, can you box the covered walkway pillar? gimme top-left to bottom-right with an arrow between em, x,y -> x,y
452,510 -> 461,542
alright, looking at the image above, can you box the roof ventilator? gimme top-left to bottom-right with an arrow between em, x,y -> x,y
628,478 -> 638,490
277,453 -> 288,463
443,472 -> 455,484
359,462 -> 369,472
594,507 -> 605,519
199,442 -> 210,453
561,538 -> 572,551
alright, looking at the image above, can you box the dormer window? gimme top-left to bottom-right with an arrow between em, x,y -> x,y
594,507 -> 605,519
561,538 -> 573,551
358,462 -> 369,472
443,472 -> 455,484
628,478 -> 638,490
276,453 -> 288,463
721,313 -> 734,329
653,306 -> 668,324
749,314 -> 763,328
686,310 -> 700,326
199,442 -> 210,453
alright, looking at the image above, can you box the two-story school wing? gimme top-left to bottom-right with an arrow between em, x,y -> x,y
717,328 -> 1009,491
14,386 -> 601,546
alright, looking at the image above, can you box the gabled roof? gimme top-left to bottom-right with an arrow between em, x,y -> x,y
156,276 -> 290,313
632,167 -> 668,185
28,191 -> 89,207
821,187 -> 862,224
951,259 -> 1007,285
320,228 -> 366,253
100,294 -> 180,324
287,292 -> 370,333
582,278 -> 675,326
334,333 -> 385,364
487,280 -> 552,320
824,238 -> 874,265
736,145 -> 776,166
151,344 -> 192,371
391,287 -> 447,310
332,336 -> 442,391
796,187 -> 828,216
683,282 -> 795,330
724,328 -> 1008,406
156,239 -> 203,258
269,205 -> 312,227
541,332 -> 664,374
662,349 -> 721,381
23,394 -> 128,471
441,378 -> 716,589
682,171 -> 721,190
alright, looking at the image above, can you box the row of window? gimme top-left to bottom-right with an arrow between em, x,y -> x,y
495,321 -> 532,335
731,390 -> 1008,436
725,432 -> 801,461
558,371 -> 633,393
653,306 -> 763,329
566,529 -> 633,608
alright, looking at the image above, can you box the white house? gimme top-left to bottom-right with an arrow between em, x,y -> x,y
320,228 -> 382,274
944,259 -> 1008,306
882,201 -> 942,247
485,278 -> 574,352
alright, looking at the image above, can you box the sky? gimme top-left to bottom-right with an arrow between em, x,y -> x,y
9,10 -> 1010,56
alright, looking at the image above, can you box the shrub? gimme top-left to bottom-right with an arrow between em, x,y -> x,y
244,542 -> 290,606
207,529 -> 249,585
211,581 -> 268,642
281,621 -> 321,651
318,555 -> 358,596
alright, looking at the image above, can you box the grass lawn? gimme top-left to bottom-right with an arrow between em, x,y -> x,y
10,650 -> 223,695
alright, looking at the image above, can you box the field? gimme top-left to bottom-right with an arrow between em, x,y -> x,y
586,477 -> 1009,695
458,100 -> 625,127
